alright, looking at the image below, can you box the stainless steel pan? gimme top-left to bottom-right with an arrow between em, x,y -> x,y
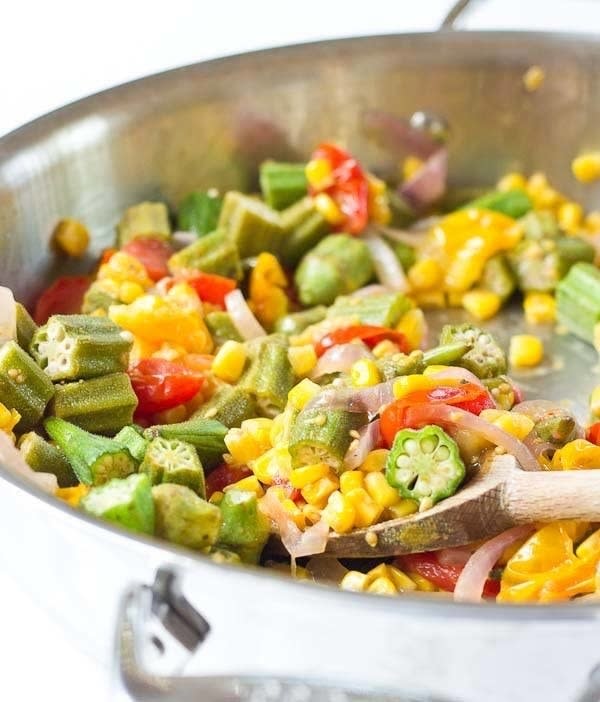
2,16 -> 600,702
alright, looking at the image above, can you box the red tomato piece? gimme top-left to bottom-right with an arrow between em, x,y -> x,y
315,325 -> 409,357
587,422 -> 600,445
122,237 -> 173,282
182,272 -> 237,308
206,464 -> 252,498
100,248 -> 117,265
33,275 -> 90,324
129,358 -> 205,416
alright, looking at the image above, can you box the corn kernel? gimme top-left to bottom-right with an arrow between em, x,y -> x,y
407,258 -> 442,291
212,340 -> 247,383
527,172 -> 549,196
288,345 -> 317,377
350,358 -> 381,388
523,292 -> 556,325
56,484 -> 89,508
523,65 -> 545,92
372,339 -> 399,358
301,475 -> 339,508
340,570 -> 369,592
367,577 -> 397,595
241,418 -> 273,449
281,498 -> 305,529
387,566 -> 417,592
313,192 -> 344,226
288,378 -> 321,411
225,430 -> 261,465
590,386 -> 600,418
322,490 -> 356,533
497,172 -> 527,192
118,281 -> 145,304
0,403 -> 20,439
393,374 -> 434,400
406,571 -> 438,592
403,156 -> 424,181
361,448 -> 389,473
365,563 -> 391,584
413,290 -> 446,309
52,218 -> 90,257
98,251 -> 153,288
479,409 -> 535,440
558,202 -> 584,233
572,152 -> 600,184
364,471 -> 400,508
250,447 -> 291,485
446,291 -> 465,308
367,174 -> 391,225
209,491 -> 224,505
340,470 -> 364,495
585,211 -> 600,232
290,462 -> 330,489
224,475 -> 265,497
396,308 -> 426,350
462,289 -> 502,321
509,334 -> 544,368
345,487 -> 383,528
384,499 -> 419,519
305,158 -> 333,189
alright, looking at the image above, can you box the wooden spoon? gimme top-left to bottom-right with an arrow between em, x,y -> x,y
324,454 -> 600,558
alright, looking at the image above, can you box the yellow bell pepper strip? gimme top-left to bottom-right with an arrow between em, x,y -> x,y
248,252 -> 289,329
551,439 -> 600,470
0,402 -> 20,443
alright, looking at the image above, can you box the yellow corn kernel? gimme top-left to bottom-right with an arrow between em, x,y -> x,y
367,577 -> 397,595
56,484 -> 89,508
241,417 -> 273,450
591,386 -> 600,418
446,291 -> 465,308
118,281 -> 145,304
302,503 -> 322,525
350,358 -> 381,388
212,340 -> 247,383
527,172 -> 549,196
523,292 -> 556,325
345,487 -> 383,528
97,251 -> 153,288
406,571 -> 438,592
396,308 -> 426,350
403,156 -> 424,181
301,475 -> 339,509
413,290 -> 446,309
0,403 -> 20,438
462,289 -> 502,321
523,65 -> 545,92
224,475 -> 265,497
365,563 -> 391,584
281,498 -> 305,529
225,430 -> 261,465
387,566 -> 418,592
509,334 -> 544,368
572,152 -> 600,184
384,499 -> 419,519
340,470 -> 364,495
393,374 -> 434,400
290,462 -> 330,489
305,158 -> 333,189
372,339 -> 399,358
52,218 -> 90,257
361,448 -> 389,473
585,211 -> 600,232
479,409 -> 535,440
250,447 -> 291,485
322,490 -> 356,533
209,491 -> 224,505
367,173 -> 391,225
364,471 -> 400,508
248,252 -> 289,329
340,570 -> 369,592
552,439 -> 600,470
558,202 -> 584,233
288,378 -> 321,411
497,172 -> 527,192
313,192 -> 344,226
288,345 -> 317,377
407,258 -> 442,291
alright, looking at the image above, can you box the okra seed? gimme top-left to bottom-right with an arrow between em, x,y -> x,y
396,455 -> 410,469
395,467 -> 414,483
7,368 -> 19,379
419,437 -> 438,454
436,445 -> 450,461
403,439 -> 418,456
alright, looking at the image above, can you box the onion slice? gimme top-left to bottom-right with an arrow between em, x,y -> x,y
454,525 -> 535,603
0,286 -> 17,344
171,230 -> 197,250
0,432 -> 58,494
400,148 -> 448,212
345,419 -> 381,469
364,233 -> 409,293
429,367 -> 484,388
224,289 -> 266,340
306,380 -> 395,415
311,343 -> 373,379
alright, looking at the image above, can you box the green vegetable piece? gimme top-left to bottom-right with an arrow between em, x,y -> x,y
217,489 -> 270,564
45,417 -> 136,486
239,334 -> 294,416
480,255 -> 516,302
205,311 -> 243,346
140,437 -> 205,496
218,191 -> 285,258
18,431 -> 77,487
259,161 -> 308,210
482,376 -> 518,411
210,547 -> 242,565
422,342 -> 472,367
327,292 -> 411,328
376,350 -> 425,381
520,211 -> 560,240
117,201 -> 171,246
439,324 -> 506,379
81,282 -> 120,314
556,262 -> 600,343
30,315 -> 132,381
534,411 -> 577,447
49,372 -> 138,434
0,341 -> 54,431
168,228 -> 243,280
15,303 -> 38,351
386,425 -> 466,509
81,473 -> 155,535
462,189 -> 532,218
114,425 -> 149,464
280,196 -> 330,266
178,190 -> 223,237
390,240 -> 416,272
152,483 -> 221,550
289,407 -> 367,472
295,234 -> 373,307
143,417 -> 227,470
195,386 -> 257,428
274,306 -> 327,336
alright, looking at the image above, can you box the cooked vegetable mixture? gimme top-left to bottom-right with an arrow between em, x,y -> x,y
3,113 -> 600,605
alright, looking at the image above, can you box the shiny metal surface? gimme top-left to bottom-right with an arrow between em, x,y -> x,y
2,32 -> 600,702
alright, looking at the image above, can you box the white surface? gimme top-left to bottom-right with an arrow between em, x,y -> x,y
1,1 -> 600,701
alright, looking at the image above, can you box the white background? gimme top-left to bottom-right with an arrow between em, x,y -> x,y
2,1 -> 600,701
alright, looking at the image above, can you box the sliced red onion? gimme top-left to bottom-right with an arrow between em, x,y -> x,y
429,367 -> 484,388
0,432 -> 58,495
306,557 -> 348,584
345,419 -> 381,469
0,286 -> 17,344
311,343 -> 372,379
453,525 -> 534,603
362,110 -> 440,159
437,546 -> 473,568
351,284 -> 390,298
400,148 -> 448,212
171,230 -> 198,251
224,289 -> 266,340
306,380 -> 395,414
364,233 -> 409,293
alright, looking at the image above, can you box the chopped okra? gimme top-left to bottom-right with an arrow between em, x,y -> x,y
217,489 -> 270,564
140,437 -> 206,497
143,417 -> 227,470
178,190 -> 223,237
439,324 -> 506,379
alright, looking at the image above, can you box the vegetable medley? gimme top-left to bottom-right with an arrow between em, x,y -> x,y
3,112 -> 600,605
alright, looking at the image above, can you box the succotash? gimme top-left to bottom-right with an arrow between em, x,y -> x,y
3,121 -> 600,606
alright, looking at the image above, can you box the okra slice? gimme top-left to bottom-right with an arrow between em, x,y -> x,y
15,303 -> 38,351
521,211 -> 560,241
143,417 -> 227,470
239,334 -> 294,416
327,292 -> 411,328
376,350 -> 425,381
259,161 -> 308,210
31,315 -> 132,381
195,386 -> 257,428
534,410 -> 577,447
385,425 -> 466,510
289,407 -> 368,472
80,473 -> 155,535
45,417 -> 136,486
280,196 -> 330,266
217,489 -> 270,564
178,190 -> 223,237
140,437 -> 205,497
152,483 -> 221,551
0,340 -> 54,431
556,262 -> 600,343
117,201 -> 171,247
168,228 -> 242,280
462,189 -> 532,218
274,306 -> 327,336
18,431 -> 78,488
114,425 -> 149,464
439,324 -> 506,379
482,376 -> 518,411
480,255 -> 516,302
49,372 -> 138,434
205,311 -> 243,346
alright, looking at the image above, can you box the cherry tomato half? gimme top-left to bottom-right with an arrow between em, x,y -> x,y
315,324 -> 409,357
587,422 -> 600,446
33,275 -> 90,324
122,237 -> 173,282
129,358 -> 205,416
